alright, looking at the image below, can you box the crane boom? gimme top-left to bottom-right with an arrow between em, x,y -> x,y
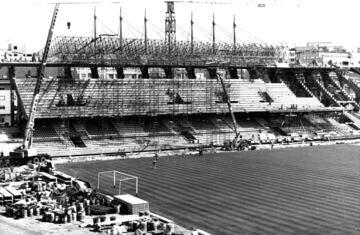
216,73 -> 240,146
22,3 -> 60,151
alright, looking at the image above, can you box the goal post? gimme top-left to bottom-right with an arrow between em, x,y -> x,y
97,170 -> 138,196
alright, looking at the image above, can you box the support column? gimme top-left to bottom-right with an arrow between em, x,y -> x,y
268,69 -> 279,83
140,66 -> 149,79
207,67 -> 217,79
8,66 -> 15,126
64,66 -> 73,79
115,67 -> 125,79
8,66 -> 15,79
248,68 -> 260,80
163,67 -> 173,78
228,68 -> 238,79
186,67 -> 196,79
90,66 -> 99,79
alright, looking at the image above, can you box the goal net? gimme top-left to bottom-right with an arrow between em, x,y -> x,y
97,170 -> 138,196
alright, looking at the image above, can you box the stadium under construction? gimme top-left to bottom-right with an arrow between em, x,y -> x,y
1,1 -> 360,234
1,2 -> 360,160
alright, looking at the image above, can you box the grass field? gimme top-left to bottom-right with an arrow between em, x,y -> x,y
57,144 -> 360,235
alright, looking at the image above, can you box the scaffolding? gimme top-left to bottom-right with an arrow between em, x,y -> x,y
47,36 -> 279,67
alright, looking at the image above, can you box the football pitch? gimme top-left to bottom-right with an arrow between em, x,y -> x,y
57,144 -> 360,235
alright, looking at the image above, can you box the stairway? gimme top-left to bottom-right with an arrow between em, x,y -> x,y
343,111 -> 360,129
341,74 -> 360,100
327,73 -> 360,110
71,121 -> 90,139
294,73 -> 316,97
311,74 -> 341,107
254,117 -> 270,131
52,122 -> 74,147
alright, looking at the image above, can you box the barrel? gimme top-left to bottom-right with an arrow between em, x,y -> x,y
67,214 -> 72,223
54,214 -> 59,223
5,207 -> 13,217
110,227 -> 117,235
81,211 -> 86,222
38,207 -> 42,216
27,208 -> 33,217
140,222 -> 147,232
40,207 -> 46,216
42,212 -> 48,222
77,202 -> 84,211
85,206 -> 91,216
115,205 -> 121,214
147,222 -> 154,231
72,212 -> 77,221
132,221 -> 140,230
84,199 -> 89,206
33,207 -> 38,216
165,223 -> 175,233
105,198 -> 111,206
93,216 -> 100,225
153,221 -> 160,230
91,198 -> 96,205
12,209 -> 18,219
65,208 -> 71,215
100,216 -> 106,223
60,213 -> 66,223
22,208 -> 27,218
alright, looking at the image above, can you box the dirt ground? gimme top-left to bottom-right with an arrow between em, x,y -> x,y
0,214 -> 92,235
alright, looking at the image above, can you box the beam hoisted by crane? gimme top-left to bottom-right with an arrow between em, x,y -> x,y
10,3 -> 60,162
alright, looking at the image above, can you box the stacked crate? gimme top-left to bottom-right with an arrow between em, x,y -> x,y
113,194 -> 149,215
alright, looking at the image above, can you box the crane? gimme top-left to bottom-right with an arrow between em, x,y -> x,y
9,3 -> 60,164
215,73 -> 241,148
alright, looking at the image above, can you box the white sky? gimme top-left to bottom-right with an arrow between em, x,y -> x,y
0,0 -> 359,52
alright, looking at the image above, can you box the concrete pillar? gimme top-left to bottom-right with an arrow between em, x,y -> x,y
227,68 -> 238,79
207,68 -> 217,79
186,67 -> 196,79
64,66 -> 73,79
140,67 -> 149,79
90,66 -> 99,79
115,67 -> 125,79
163,67 -> 173,78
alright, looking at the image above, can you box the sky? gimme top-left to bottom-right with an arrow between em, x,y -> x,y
0,0 -> 360,53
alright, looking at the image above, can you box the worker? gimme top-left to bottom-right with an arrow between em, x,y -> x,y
152,158 -> 157,170
198,147 -> 203,156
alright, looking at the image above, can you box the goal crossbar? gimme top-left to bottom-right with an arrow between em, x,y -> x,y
97,170 -> 139,195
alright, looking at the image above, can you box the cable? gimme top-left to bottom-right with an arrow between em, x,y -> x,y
98,18 -> 117,35
148,20 -> 164,39
236,26 -> 265,44
123,19 -> 143,38
216,24 -> 233,42
177,25 -> 191,41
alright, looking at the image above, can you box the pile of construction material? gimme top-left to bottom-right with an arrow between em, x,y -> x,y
0,167 -> 188,235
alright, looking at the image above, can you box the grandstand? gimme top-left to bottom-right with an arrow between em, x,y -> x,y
2,64 -> 360,158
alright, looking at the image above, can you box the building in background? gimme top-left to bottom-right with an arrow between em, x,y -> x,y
0,78 -> 12,126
